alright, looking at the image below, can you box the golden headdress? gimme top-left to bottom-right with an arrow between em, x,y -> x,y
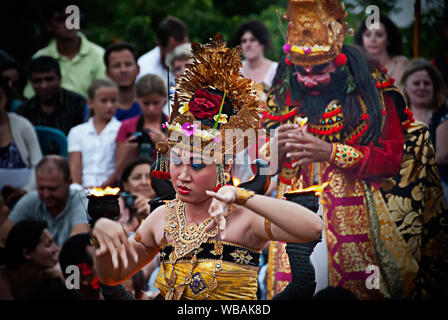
283,0 -> 347,67
164,34 -> 261,156
152,34 -> 262,181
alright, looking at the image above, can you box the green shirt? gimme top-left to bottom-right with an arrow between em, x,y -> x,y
24,32 -> 106,98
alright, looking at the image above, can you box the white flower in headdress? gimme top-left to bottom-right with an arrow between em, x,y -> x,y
213,113 -> 228,124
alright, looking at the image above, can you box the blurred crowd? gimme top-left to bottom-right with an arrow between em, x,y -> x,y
0,0 -> 447,300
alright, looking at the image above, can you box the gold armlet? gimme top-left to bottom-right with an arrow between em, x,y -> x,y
329,143 -> 337,163
264,218 -> 274,240
234,188 -> 255,206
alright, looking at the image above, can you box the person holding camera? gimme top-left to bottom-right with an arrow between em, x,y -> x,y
112,75 -> 168,186
117,158 -> 155,234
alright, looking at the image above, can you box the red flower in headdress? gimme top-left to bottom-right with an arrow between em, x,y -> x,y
334,53 -> 347,67
188,89 -> 223,119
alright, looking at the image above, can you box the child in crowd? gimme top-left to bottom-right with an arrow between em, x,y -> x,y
68,79 -> 120,188
113,74 -> 168,181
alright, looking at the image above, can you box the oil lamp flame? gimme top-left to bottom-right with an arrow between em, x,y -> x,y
89,186 -> 120,197
232,177 -> 241,186
289,181 -> 329,196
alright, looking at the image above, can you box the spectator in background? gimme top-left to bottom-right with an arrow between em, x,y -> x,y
355,13 -> 408,83
117,158 -> 158,298
0,155 -> 90,247
0,220 -> 61,299
23,0 -> 106,98
59,233 -> 102,300
0,57 -> 27,111
165,42 -> 192,80
137,16 -> 189,115
113,74 -> 168,182
68,79 -> 120,189
400,58 -> 448,200
123,270 -> 149,300
0,75 -> 42,207
16,56 -> 86,135
117,158 -> 155,234
104,42 -> 142,121
233,20 -> 278,101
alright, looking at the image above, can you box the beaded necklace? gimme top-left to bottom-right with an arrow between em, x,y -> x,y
160,199 -> 226,300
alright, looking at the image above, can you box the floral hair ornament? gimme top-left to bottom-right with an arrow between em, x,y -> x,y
152,35 -> 261,182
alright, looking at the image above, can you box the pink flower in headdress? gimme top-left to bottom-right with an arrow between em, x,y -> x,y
283,43 -> 291,53
181,122 -> 198,136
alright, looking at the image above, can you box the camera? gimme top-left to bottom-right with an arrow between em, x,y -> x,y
120,192 -> 137,209
131,130 -> 154,160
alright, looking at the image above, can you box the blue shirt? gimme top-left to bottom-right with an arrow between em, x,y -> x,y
8,189 -> 89,246
114,101 -> 142,121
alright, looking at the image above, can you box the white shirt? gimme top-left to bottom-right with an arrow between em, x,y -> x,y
67,117 -> 121,187
137,46 -> 175,116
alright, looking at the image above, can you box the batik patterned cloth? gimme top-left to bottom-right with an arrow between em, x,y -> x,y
155,240 -> 260,300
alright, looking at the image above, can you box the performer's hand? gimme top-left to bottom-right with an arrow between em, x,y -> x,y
270,124 -> 302,172
92,218 -> 139,270
205,186 -> 237,240
285,126 -> 332,166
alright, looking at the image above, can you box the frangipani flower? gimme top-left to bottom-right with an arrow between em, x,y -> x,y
297,117 -> 308,128
213,113 -> 228,124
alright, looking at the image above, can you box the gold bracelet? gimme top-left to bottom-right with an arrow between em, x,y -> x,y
329,143 -> 337,163
264,218 -> 274,240
234,188 -> 255,206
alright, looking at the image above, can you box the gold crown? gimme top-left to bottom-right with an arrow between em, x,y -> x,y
284,0 -> 347,66
165,34 -> 262,157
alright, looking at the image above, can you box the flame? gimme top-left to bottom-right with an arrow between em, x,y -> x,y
289,181 -> 329,196
232,177 -> 241,186
89,186 -> 120,197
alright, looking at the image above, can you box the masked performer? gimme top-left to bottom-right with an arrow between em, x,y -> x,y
91,35 -> 322,300
260,0 -> 437,299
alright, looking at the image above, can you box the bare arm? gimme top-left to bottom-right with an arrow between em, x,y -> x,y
207,186 -> 322,243
92,206 -> 164,285
436,121 -> 448,165
246,193 -> 323,243
69,152 -> 83,185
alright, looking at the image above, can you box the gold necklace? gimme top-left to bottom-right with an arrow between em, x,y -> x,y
160,199 -> 223,300
165,199 -> 218,263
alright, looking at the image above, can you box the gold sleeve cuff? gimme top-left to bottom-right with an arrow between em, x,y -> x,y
332,143 -> 364,168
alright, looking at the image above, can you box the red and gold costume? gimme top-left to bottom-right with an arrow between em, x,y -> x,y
260,0 -> 448,299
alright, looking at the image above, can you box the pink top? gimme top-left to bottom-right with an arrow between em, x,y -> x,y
115,115 -> 140,143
